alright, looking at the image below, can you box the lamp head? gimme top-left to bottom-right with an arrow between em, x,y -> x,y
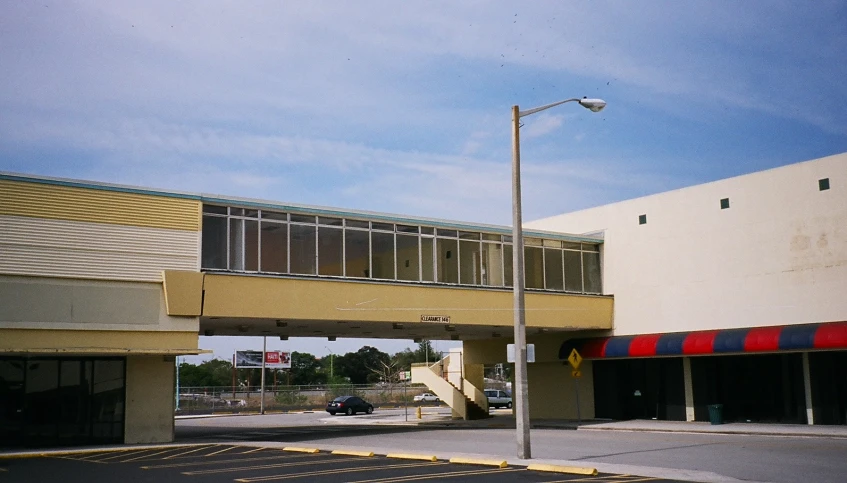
579,98 -> 607,112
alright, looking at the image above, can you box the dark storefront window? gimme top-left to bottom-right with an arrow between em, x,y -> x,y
0,357 -> 125,448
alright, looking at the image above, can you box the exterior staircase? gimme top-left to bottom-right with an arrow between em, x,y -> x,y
410,354 -> 490,420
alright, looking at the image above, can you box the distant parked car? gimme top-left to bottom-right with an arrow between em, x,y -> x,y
326,395 -> 374,416
413,392 -> 439,403
484,389 -> 512,409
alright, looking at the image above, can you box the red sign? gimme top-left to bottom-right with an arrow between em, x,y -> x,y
265,352 -> 280,364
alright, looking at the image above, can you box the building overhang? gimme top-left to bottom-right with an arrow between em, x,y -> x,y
560,321 -> 847,360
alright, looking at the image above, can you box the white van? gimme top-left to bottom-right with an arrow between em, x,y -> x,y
484,389 -> 512,409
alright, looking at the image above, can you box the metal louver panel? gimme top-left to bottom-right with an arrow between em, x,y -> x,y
0,215 -> 199,282
0,179 -> 200,231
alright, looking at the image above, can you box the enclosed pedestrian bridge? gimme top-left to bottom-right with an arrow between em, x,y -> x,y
163,201 -> 614,341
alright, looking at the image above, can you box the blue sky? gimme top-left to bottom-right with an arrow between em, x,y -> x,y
2,1 -> 846,362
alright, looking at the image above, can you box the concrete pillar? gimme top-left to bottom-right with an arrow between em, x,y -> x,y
683,357 -> 695,422
802,352 -> 814,425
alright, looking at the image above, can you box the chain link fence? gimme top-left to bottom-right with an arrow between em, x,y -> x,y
175,383 -> 434,415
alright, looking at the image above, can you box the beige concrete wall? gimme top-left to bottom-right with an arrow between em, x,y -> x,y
528,152 -> 847,335
125,356 -> 175,444
528,360 -> 594,420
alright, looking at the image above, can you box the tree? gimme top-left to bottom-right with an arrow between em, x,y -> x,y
335,346 -> 390,384
391,340 -> 443,372
289,351 -> 327,386
178,358 -> 232,388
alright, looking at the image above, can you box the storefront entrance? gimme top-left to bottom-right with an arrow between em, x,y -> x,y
0,357 -> 126,448
593,358 -> 686,421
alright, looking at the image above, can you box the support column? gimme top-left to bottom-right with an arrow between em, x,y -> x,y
802,352 -> 814,425
683,357 -> 695,422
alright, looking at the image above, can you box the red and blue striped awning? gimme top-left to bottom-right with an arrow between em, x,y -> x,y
559,321 -> 847,360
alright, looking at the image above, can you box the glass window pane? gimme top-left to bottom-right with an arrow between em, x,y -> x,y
525,237 -> 543,247
371,232 -> 394,279
420,227 -> 435,235
437,238 -> 458,283
346,220 -> 369,229
230,208 -> 246,216
0,360 -> 24,444
201,215 -> 227,269
583,252 -> 602,293
582,243 -> 600,252
91,360 -> 124,443
25,360 -> 59,443
290,224 -> 316,275
564,250 -> 583,292
245,220 -> 259,271
318,226 -> 343,276
481,242 -> 503,286
396,224 -> 418,233
261,210 -> 287,221
396,234 -> 419,281
318,217 -> 343,226
290,214 -> 315,224
59,360 -> 90,443
203,205 -> 227,214
562,241 -> 581,250
525,246 -> 544,289
437,229 -> 457,238
260,222 -> 287,273
504,245 -> 513,287
345,229 -> 370,278
459,231 -> 480,240
229,218 -> 244,270
372,222 -> 394,231
482,233 -> 501,241
544,248 -> 564,290
543,239 -> 561,248
421,237 -> 435,282
459,240 -> 481,285
244,209 -> 259,218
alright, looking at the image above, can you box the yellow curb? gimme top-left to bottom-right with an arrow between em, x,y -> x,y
449,457 -> 508,468
282,447 -> 320,454
386,453 -> 438,462
527,463 -> 598,476
331,450 -> 375,457
0,445 -> 194,460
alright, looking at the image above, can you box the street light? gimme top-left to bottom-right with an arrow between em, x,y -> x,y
511,97 -> 606,460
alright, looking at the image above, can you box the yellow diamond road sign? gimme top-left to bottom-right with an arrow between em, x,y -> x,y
572,369 -> 582,378
567,348 -> 583,369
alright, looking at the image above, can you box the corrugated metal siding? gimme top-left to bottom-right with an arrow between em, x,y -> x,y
0,215 -> 199,282
0,179 -> 200,231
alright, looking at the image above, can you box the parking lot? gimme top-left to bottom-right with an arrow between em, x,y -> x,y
0,444 -> 685,482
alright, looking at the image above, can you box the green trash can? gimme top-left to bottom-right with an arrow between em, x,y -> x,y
708,404 -> 724,425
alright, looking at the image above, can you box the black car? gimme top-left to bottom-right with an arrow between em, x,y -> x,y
326,395 -> 374,416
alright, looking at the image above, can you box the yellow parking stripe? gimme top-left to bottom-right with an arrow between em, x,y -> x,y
182,456 -> 363,476
141,453 -> 309,470
527,463 -> 598,475
352,467 -> 523,482
164,445 -> 221,459
234,461 -> 449,482
240,447 -> 268,455
204,446 -> 241,457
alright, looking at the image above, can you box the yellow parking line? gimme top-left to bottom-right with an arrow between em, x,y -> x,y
164,445 -> 220,459
204,445 -> 241,457
141,453 -> 308,470
234,461 -> 449,482
386,453 -> 438,462
448,457 -> 507,468
527,463 -> 598,475
352,467 -> 522,483
240,447 -> 269,454
282,447 -> 320,454
120,446 -> 199,463
182,456 -> 361,476
331,450 -> 375,457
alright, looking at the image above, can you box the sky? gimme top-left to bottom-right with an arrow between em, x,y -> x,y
2,1 -> 846,363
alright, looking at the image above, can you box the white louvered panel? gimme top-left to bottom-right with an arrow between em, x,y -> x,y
0,215 -> 199,281
1,216 -> 197,257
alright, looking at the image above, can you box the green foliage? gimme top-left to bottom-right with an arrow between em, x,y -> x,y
390,340 -> 443,372
290,351 -> 328,386
335,346 -> 391,384
178,358 -> 232,387
275,390 -> 308,405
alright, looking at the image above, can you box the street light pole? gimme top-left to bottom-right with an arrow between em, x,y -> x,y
511,97 -> 606,460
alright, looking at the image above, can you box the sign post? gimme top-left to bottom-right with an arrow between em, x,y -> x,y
567,349 -> 583,423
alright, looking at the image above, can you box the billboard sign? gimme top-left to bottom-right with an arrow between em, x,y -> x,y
235,350 -> 291,369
